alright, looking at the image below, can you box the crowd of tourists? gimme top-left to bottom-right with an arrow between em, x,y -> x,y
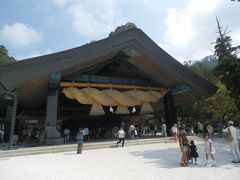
63,123 -> 165,142
12,127 -> 44,145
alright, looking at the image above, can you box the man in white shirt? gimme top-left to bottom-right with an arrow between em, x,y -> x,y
117,127 -> 125,147
198,122 -> 203,135
223,121 -> 240,163
236,123 -> 240,151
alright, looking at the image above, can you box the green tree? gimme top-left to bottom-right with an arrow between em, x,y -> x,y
176,102 -> 196,121
193,99 -> 213,120
208,83 -> 239,122
180,54 -> 239,123
0,45 -> 15,64
180,57 -> 217,122
214,18 -> 240,110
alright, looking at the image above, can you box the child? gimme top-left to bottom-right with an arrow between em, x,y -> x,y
189,140 -> 199,165
204,133 -> 216,167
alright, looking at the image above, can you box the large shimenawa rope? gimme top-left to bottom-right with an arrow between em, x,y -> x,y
140,102 -> 154,114
125,90 -> 159,103
81,87 -> 117,106
62,87 -> 167,115
102,89 -> 141,107
67,87 -> 93,104
89,103 -> 105,116
62,88 -> 75,100
148,90 -> 167,99
115,105 -> 130,114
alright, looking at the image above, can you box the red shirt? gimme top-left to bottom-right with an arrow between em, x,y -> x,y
179,131 -> 187,146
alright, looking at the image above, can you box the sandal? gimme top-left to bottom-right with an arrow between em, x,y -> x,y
180,162 -> 186,167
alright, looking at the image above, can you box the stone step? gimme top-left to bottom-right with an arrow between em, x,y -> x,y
0,136 -> 202,158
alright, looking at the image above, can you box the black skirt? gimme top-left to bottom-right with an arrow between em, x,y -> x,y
189,145 -> 199,158
190,150 -> 199,158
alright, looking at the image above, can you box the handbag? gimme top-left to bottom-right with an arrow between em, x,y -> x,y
224,127 -> 234,142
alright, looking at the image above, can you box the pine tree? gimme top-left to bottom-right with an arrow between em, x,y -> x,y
214,18 -> 240,110
214,18 -> 239,61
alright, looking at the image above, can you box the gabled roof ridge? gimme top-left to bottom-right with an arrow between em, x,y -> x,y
0,27 -> 141,67
0,27 -> 217,98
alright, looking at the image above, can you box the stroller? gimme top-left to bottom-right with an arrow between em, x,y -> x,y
186,142 -> 191,164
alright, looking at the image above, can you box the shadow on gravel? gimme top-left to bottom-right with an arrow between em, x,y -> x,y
130,147 -> 180,169
130,138 -> 240,169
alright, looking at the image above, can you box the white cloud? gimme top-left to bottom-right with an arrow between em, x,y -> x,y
160,0 -> 240,63
186,0 -> 220,14
164,8 -> 195,48
161,0 -> 222,59
51,0 -> 126,37
0,23 -> 42,48
52,0 -> 67,7
69,1 -> 126,37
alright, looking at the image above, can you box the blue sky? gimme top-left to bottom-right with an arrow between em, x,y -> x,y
0,0 -> 239,63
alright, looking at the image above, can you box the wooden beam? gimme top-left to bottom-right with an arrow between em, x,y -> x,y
60,82 -> 165,91
62,74 -> 162,87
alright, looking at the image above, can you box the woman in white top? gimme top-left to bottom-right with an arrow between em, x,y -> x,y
171,124 -> 178,143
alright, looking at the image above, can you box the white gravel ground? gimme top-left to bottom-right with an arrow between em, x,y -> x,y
0,138 -> 239,180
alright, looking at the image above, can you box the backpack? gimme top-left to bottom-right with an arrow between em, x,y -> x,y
224,127 -> 234,142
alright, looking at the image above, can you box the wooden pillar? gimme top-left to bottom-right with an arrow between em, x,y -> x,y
164,92 -> 177,135
3,93 -> 17,147
45,72 -> 63,145
9,93 -> 17,147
